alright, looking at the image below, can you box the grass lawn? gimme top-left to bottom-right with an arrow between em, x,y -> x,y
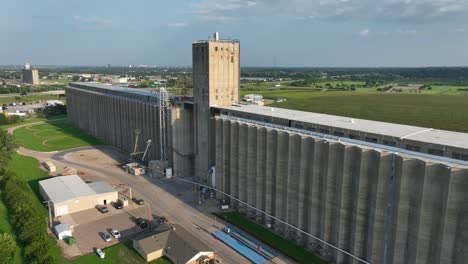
13,119 -> 102,151
0,116 -> 47,130
218,212 -> 327,264
240,88 -> 468,133
0,115 -> 67,130
67,241 -> 173,264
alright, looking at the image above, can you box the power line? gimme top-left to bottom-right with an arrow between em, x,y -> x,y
146,167 -> 371,264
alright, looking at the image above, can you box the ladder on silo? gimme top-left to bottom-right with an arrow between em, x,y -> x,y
158,87 -> 170,161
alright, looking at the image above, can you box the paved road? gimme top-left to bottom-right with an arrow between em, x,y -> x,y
8,123 -> 294,264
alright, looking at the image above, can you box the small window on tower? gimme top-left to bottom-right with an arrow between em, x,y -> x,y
215,47 -> 218,51
221,47 -> 224,51
231,56 -> 234,63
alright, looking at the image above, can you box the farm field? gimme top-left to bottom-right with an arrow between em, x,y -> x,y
13,119 -> 102,151
398,85 -> 468,95
241,80 -> 365,91
240,87 -> 468,133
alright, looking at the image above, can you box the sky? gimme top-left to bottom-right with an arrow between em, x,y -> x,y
1,0 -> 468,67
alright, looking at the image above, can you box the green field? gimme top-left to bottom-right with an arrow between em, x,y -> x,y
218,212 -> 327,264
13,119 -> 102,151
398,85 -> 468,95
240,87 -> 468,133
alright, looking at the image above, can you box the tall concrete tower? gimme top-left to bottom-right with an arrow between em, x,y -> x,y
192,32 -> 240,184
22,62 -> 39,85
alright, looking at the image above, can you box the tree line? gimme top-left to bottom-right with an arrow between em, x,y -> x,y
0,129 -> 59,263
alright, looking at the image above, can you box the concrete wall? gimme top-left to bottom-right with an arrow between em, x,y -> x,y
66,86 -> 161,161
52,192 -> 118,217
215,116 -> 468,264
170,107 -> 195,176
133,240 -> 163,262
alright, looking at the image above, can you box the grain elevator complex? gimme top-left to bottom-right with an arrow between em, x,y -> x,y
66,33 -> 468,264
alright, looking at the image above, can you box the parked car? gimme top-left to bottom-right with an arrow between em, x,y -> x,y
135,217 -> 148,229
110,229 -> 121,239
133,198 -> 144,205
97,205 -> 109,213
158,216 -> 168,224
96,248 -> 105,259
100,232 -> 111,242
113,201 -> 123,209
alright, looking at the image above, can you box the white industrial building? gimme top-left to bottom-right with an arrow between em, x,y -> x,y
39,175 -> 118,217
241,94 -> 264,105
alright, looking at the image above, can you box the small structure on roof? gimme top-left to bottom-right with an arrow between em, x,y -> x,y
39,175 -> 118,217
133,224 -> 215,263
54,223 -> 72,240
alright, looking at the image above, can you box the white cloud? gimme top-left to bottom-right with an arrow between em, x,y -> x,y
190,0 -> 468,24
193,0 -> 258,14
359,29 -> 370,36
455,27 -> 465,32
73,16 -> 112,26
200,15 -> 238,22
167,22 -> 189,27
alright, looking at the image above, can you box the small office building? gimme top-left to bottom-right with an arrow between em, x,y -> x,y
133,225 -> 214,263
39,175 -> 118,217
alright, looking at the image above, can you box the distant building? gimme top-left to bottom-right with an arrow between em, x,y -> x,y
242,94 -> 264,105
46,100 -> 64,107
22,62 -> 39,85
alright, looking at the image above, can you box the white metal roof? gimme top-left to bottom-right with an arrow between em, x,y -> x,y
54,223 -> 70,233
218,104 -> 468,149
88,182 -> 115,194
39,175 -> 96,204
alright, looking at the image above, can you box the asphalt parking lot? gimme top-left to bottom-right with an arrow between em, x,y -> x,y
59,202 -> 152,257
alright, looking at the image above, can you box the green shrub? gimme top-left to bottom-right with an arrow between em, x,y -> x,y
0,232 -> 16,264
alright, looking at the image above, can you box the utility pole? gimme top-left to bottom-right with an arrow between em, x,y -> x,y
147,201 -> 151,220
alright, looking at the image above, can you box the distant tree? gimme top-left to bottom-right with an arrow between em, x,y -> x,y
71,75 -> 80,82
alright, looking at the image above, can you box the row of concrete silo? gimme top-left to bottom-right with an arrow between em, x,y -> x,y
66,86 -> 162,161
214,117 -> 468,264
